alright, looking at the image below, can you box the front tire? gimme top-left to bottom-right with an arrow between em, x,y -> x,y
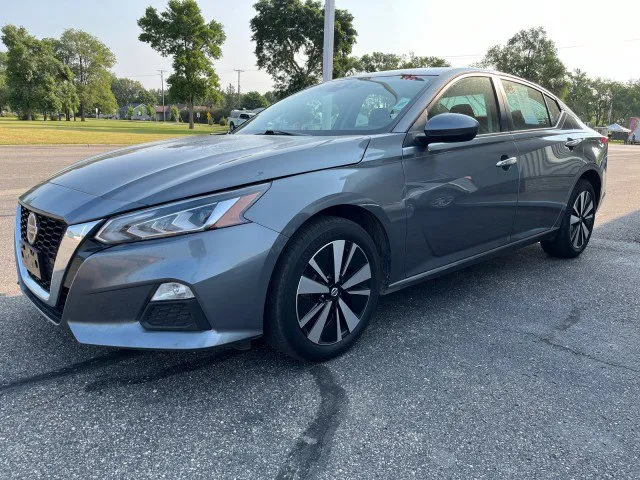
266,216 -> 381,361
541,179 -> 596,258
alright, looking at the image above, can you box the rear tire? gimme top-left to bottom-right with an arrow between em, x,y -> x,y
266,216 -> 381,361
541,179 -> 596,258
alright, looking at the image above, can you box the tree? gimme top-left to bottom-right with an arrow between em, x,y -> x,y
0,51 -> 9,113
170,104 -> 179,122
251,0 -> 357,99
138,0 -> 226,129
263,90 -> 277,105
55,29 -> 117,121
146,103 -> 156,120
126,106 -> 135,119
565,69 -> 596,123
352,51 -> 450,73
111,76 -> 157,107
480,27 -> 568,96
242,91 -> 268,110
1,25 -> 72,120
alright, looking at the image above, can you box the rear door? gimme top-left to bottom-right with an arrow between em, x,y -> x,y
402,75 -> 520,277
499,78 -> 589,241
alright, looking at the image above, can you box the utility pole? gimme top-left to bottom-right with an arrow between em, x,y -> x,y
233,69 -> 244,99
322,0 -> 335,82
158,69 -> 166,121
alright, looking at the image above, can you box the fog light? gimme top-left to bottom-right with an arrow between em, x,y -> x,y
151,282 -> 194,301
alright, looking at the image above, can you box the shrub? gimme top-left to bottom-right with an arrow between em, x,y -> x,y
218,117 -> 227,126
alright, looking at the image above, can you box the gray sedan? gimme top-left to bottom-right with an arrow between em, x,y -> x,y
14,68 -> 607,360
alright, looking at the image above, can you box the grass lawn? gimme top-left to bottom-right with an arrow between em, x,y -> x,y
0,117 -> 228,145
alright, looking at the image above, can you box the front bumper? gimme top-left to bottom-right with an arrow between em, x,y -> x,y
15,206 -> 286,349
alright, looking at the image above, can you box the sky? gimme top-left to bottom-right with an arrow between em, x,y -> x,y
2,0 -> 639,94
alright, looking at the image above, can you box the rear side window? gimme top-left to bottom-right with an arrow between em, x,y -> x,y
428,76 -> 501,134
544,95 -> 562,125
240,113 -> 251,119
502,80 -> 551,130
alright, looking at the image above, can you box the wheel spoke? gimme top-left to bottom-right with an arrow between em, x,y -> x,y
571,225 -> 580,247
338,298 -> 361,332
581,222 -> 590,239
307,302 -> 332,343
336,308 -> 342,342
570,215 -> 581,225
298,275 -> 329,295
298,302 -> 325,328
309,257 -> 329,284
347,288 -> 370,296
584,213 -> 594,223
342,263 -> 371,290
341,243 -> 357,278
583,199 -> 593,217
332,240 -> 345,282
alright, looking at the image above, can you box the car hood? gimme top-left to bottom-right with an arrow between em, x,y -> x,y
21,134 -> 370,224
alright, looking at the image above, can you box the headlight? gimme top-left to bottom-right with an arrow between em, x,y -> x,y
95,184 -> 269,244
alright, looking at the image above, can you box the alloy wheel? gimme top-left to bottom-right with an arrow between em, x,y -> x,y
570,191 -> 594,249
296,240 -> 372,345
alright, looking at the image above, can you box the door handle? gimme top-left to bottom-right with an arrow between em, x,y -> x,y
496,156 -> 518,169
565,138 -> 582,149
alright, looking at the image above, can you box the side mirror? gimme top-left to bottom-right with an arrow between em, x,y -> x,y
423,113 -> 479,144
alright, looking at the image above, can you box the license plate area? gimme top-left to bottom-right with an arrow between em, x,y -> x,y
20,240 -> 44,280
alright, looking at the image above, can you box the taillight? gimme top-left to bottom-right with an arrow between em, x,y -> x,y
601,136 -> 609,144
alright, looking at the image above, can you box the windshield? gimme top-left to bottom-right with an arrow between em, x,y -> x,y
236,75 -> 432,136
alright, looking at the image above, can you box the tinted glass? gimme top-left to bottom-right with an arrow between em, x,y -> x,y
237,75 -> 431,135
544,95 -> 561,125
502,80 -> 551,130
428,77 -> 500,134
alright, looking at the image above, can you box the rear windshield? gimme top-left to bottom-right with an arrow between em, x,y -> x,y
236,75 -> 431,135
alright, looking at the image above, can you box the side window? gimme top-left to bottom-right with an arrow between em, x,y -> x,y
544,95 -> 562,126
502,80 -> 551,130
428,76 -> 501,134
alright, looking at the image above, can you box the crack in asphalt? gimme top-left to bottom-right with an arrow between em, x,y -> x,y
84,348 -> 243,392
0,350 -> 142,396
276,365 -> 347,480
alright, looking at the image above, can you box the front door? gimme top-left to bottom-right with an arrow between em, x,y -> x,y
402,75 -> 520,278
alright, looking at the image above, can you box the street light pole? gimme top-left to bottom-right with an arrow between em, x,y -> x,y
322,0 -> 335,83
158,69 -> 166,122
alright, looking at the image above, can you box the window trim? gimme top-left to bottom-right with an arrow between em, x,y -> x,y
409,73 -> 508,138
543,94 -> 563,128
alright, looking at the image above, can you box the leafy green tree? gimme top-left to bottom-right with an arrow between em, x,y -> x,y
54,29 -> 117,120
138,0 -> 226,129
400,53 -> 450,69
1,25 -> 72,120
352,51 -> 450,73
0,51 -> 9,113
111,76 -> 156,107
242,91 -> 269,110
263,90 -> 277,105
480,27 -> 568,96
56,79 -> 79,120
146,103 -> 156,119
565,69 -> 596,123
170,104 -> 179,122
251,0 -> 357,99
126,105 -> 135,119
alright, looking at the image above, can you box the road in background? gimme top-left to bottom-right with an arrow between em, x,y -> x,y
0,144 -> 638,479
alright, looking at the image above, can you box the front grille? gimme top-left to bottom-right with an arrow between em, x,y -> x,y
140,299 -> 210,331
20,207 -> 67,292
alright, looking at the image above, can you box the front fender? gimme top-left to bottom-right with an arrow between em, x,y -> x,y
245,161 -> 407,284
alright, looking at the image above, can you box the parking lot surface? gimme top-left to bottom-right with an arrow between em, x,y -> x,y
0,144 -> 639,479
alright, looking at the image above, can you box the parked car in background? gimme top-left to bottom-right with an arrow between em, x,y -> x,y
15,68 -> 607,361
228,109 -> 256,131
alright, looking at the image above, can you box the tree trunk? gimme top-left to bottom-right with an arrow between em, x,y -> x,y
80,102 -> 85,122
66,110 -> 71,122
189,102 -> 194,130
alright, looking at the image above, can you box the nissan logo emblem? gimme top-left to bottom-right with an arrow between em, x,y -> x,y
26,212 -> 39,245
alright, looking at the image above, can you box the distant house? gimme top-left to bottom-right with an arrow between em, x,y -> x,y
155,105 -> 171,122
118,103 -> 152,121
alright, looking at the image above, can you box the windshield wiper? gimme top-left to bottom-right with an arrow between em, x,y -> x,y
259,129 -> 303,136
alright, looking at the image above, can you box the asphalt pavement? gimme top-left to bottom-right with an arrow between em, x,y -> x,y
0,144 -> 639,479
